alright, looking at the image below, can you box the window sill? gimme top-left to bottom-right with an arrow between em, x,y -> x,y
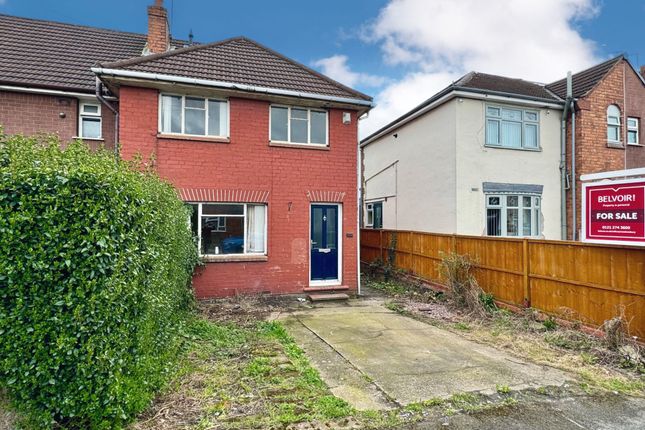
269,141 -> 330,151
606,141 -> 624,149
74,136 -> 104,141
201,254 -> 268,263
483,144 -> 541,152
157,133 -> 230,144
627,143 -> 642,147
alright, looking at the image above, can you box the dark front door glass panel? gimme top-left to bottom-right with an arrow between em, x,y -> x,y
311,205 -> 339,281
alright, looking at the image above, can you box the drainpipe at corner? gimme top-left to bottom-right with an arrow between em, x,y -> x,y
560,72 -> 573,240
94,77 -> 119,161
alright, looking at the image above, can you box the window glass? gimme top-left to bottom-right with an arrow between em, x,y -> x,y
486,120 -> 500,145
506,209 -> 519,236
270,106 -> 288,141
501,108 -> 522,121
161,95 -> 182,133
310,111 -> 327,144
524,124 -> 538,148
524,111 -> 538,121
507,195 -> 518,207
628,131 -> 638,144
246,205 -> 266,253
208,100 -> 228,136
522,196 -> 532,207
202,204 -> 244,215
487,208 -> 501,236
326,208 -> 337,249
488,196 -> 500,206
82,104 -> 99,114
290,108 -> 308,143
202,216 -> 244,255
523,209 -> 532,236
185,97 -> 204,109
501,121 -> 522,147
366,204 -> 374,226
312,207 -> 324,247
487,106 -> 500,117
608,126 -> 619,142
81,118 -> 101,139
185,107 -> 205,135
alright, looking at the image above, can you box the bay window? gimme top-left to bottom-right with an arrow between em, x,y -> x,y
485,105 -> 539,150
160,94 -> 228,137
486,194 -> 540,237
188,203 -> 267,256
270,105 -> 328,145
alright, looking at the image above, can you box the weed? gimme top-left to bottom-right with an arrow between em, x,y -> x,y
496,384 -> 511,394
479,292 -> 498,313
454,322 -> 472,331
385,301 -> 406,313
439,252 -> 488,318
542,316 -> 558,331
603,315 -> 627,351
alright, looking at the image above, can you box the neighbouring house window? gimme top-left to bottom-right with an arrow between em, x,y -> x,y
485,105 -> 539,149
607,105 -> 621,143
486,195 -> 540,237
627,117 -> 639,145
160,94 -> 229,137
79,102 -> 102,139
187,203 -> 266,256
365,202 -> 383,229
270,106 -> 328,145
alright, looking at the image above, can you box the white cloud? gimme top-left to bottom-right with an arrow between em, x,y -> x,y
313,55 -> 387,88
358,0 -> 602,138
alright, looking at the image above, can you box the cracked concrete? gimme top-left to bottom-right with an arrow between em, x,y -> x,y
280,302 -> 570,408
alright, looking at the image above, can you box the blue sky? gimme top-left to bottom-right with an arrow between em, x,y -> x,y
1,0 -> 643,135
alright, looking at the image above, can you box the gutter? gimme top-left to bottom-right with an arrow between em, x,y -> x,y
0,84 -> 111,99
360,87 -> 563,147
91,67 -> 374,108
94,78 -> 120,161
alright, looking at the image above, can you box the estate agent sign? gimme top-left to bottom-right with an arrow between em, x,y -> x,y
581,178 -> 645,246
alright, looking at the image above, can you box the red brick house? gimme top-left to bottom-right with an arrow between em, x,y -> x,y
547,56 -> 645,240
0,2 -> 373,298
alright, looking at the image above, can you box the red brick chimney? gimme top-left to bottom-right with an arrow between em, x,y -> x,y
147,0 -> 169,54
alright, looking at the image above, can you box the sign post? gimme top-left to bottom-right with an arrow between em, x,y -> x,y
581,178 -> 645,246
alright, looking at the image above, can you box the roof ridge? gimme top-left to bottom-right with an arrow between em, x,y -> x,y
100,36 -> 245,68
547,54 -> 624,87
0,12 -> 147,39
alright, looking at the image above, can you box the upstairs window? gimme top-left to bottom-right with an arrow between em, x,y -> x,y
627,117 -> 639,145
607,105 -> 621,143
366,202 -> 383,229
485,105 -> 539,150
160,94 -> 228,137
79,102 -> 102,139
486,194 -> 540,237
270,106 -> 328,145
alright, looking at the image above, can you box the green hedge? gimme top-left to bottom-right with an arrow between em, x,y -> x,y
0,132 -> 199,428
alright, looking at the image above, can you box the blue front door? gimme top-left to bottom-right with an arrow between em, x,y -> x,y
311,205 -> 339,281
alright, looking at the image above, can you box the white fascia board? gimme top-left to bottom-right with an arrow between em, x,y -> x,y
92,67 -> 374,108
0,84 -> 97,99
360,90 -> 564,147
580,167 -> 645,182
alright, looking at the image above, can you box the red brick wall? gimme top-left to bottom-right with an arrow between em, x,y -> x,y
119,86 -> 359,298
0,90 -> 116,150
565,60 -> 645,239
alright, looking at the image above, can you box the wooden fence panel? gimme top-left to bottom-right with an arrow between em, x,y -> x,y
360,229 -> 645,338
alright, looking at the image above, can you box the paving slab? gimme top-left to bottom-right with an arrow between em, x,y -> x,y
285,303 -> 570,406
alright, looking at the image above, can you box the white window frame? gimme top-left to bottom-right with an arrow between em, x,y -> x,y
158,93 -> 229,138
485,104 -> 540,150
485,194 -> 541,237
188,202 -> 267,257
269,105 -> 329,146
366,203 -> 374,227
78,101 -> 102,139
627,117 -> 639,145
607,105 -> 621,144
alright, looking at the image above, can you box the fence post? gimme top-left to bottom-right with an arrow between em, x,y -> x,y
409,231 -> 415,273
523,238 -> 530,308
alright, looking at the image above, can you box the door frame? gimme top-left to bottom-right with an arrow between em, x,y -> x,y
309,203 -> 342,286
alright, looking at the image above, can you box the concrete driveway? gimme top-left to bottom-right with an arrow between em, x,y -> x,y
280,301 -> 569,409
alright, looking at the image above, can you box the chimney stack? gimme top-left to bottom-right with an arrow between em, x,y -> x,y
147,0 -> 169,54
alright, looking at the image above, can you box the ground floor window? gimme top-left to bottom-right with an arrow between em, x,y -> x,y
366,202 -> 383,229
486,195 -> 540,237
187,202 -> 267,255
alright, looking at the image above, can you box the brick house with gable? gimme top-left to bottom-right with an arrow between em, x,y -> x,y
0,1 -> 373,298
547,56 -> 645,240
